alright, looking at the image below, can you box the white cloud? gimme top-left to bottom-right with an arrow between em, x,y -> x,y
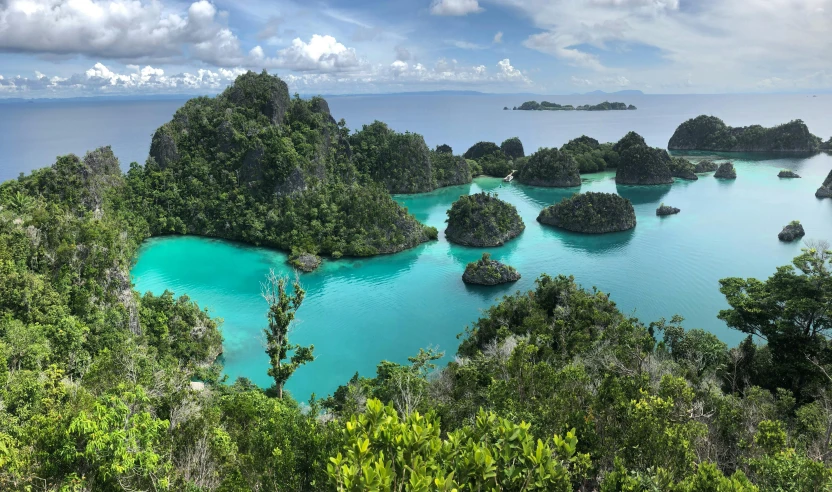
448,40 -> 488,50
492,0 -> 832,91
570,75 -> 630,87
0,63 -> 246,94
0,0 -> 247,66
252,34 -> 362,72
496,59 -> 531,83
493,31 -> 503,43
430,0 -> 483,16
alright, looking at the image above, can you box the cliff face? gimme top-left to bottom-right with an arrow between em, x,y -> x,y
714,162 -> 737,179
516,148 -> 581,187
668,115 -> 822,152
445,192 -> 525,247
613,132 -> 673,185
538,192 -> 636,233
816,170 -> 832,198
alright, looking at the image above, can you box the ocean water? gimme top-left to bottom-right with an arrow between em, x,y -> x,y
4,92 -> 832,401
132,153 -> 832,401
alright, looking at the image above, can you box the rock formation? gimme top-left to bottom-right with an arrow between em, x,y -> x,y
289,253 -> 322,272
656,204 -> 680,216
668,115 -> 823,152
537,192 -> 636,233
694,160 -> 719,173
445,192 -> 525,247
816,170 -> 832,198
778,169 -> 801,178
669,157 -> 698,180
462,252 -> 521,286
714,162 -> 737,179
515,147 -> 581,187
613,132 -> 673,185
778,221 -> 805,242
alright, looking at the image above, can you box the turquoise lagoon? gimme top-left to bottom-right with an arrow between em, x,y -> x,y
131,153 -> 832,401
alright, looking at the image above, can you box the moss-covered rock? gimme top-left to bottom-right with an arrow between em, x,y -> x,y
669,157 -> 698,180
445,192 -> 525,246
778,221 -> 805,242
668,115 -> 822,152
778,169 -> 801,178
515,148 -> 580,187
500,137 -> 525,159
613,132 -> 673,185
714,162 -> 737,179
537,192 -> 636,233
289,253 -> 322,272
463,141 -> 501,160
656,204 -> 680,216
462,252 -> 521,285
816,170 -> 832,198
694,160 -> 719,173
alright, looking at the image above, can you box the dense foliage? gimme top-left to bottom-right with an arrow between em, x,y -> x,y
668,115 -> 823,152
445,192 -> 525,247
129,71 -> 436,258
614,131 -> 674,185
538,191 -> 636,233
560,135 -> 620,173
515,147 -> 581,187
500,137 -> 525,159
462,141 -> 501,160
669,156 -> 698,180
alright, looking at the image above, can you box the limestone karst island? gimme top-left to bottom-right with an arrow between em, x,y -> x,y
3,2 -> 832,491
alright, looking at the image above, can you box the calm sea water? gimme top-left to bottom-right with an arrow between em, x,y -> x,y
4,93 -> 832,400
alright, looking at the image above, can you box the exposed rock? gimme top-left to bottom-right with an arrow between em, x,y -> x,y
714,162 -> 737,179
515,147 -> 581,187
220,70 -> 290,126
778,221 -> 805,242
239,145 -> 266,187
778,169 -> 801,178
289,253 -> 322,272
656,204 -> 680,216
445,192 -> 525,247
694,160 -> 719,173
538,192 -> 636,233
189,381 -> 206,391
816,170 -> 832,198
462,252 -> 521,286
668,157 -> 698,180
149,124 -> 180,168
614,132 -> 673,185
668,115 -> 822,152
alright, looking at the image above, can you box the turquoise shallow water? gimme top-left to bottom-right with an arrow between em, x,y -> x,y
131,153 -> 832,401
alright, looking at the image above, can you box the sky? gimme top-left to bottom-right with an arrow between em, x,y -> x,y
0,0 -> 831,97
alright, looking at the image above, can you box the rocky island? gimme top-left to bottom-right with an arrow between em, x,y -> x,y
714,162 -> 737,179
778,169 -> 801,178
694,160 -> 719,173
515,147 -> 581,187
140,71 -> 437,257
462,252 -> 521,285
614,132 -> 673,185
515,101 -> 636,111
289,253 -> 322,272
657,204 -> 681,216
816,170 -> 832,198
668,115 -> 824,152
537,192 -> 636,233
778,221 -> 805,242
668,157 -> 698,180
445,192 -> 525,246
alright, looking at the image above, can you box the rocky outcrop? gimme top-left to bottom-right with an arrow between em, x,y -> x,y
778,221 -> 805,242
668,115 -> 822,152
714,162 -> 737,179
220,70 -> 290,126
656,204 -> 680,216
289,253 -> 322,272
463,141 -> 501,160
462,252 -> 521,286
538,192 -> 636,233
613,132 -> 673,185
500,137 -> 525,159
432,151 -> 472,189
350,121 -> 437,193
149,124 -> 180,168
778,169 -> 801,178
515,147 -> 581,187
445,192 -> 525,247
816,170 -> 832,198
669,157 -> 698,180
694,160 -> 719,173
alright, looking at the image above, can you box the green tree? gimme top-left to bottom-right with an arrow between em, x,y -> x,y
261,269 -> 314,398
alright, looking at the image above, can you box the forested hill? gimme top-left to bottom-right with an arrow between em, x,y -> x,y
129,71 -> 436,257
668,115 -> 828,152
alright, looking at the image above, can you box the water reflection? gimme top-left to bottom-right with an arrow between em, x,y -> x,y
615,184 -> 672,205
545,227 -> 636,255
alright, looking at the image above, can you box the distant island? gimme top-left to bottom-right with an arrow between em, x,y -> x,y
668,115 -> 831,152
513,101 -> 636,111
537,192 -> 636,234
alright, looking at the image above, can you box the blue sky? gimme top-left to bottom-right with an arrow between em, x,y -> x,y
0,0 -> 830,97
